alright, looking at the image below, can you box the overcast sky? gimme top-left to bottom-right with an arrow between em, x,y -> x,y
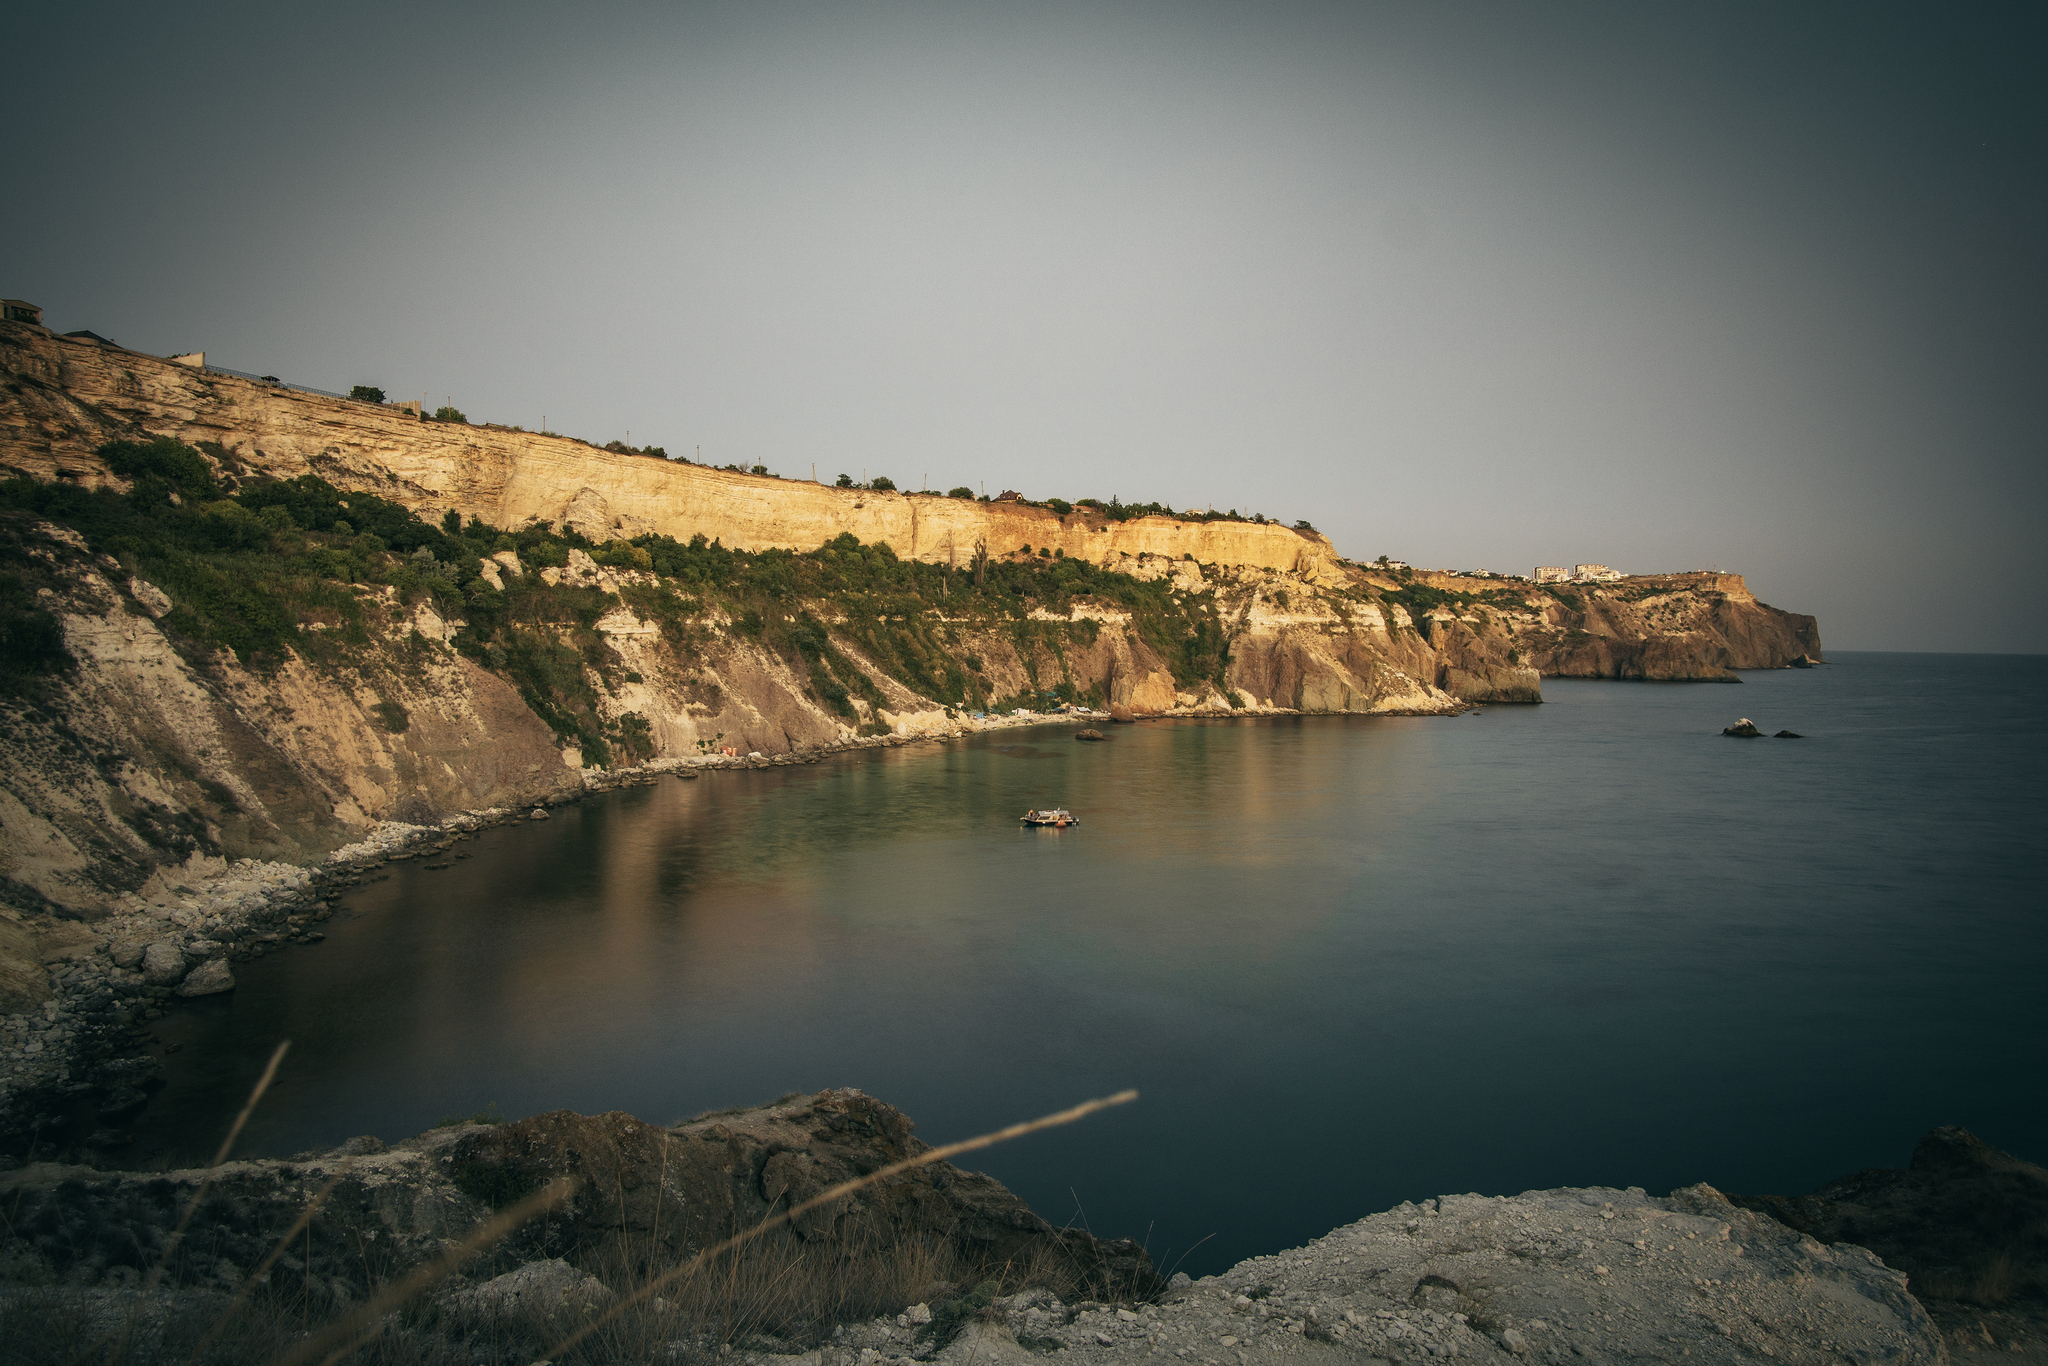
10,1 -> 2044,651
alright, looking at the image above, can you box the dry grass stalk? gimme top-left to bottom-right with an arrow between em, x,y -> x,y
185,1169 -> 347,1363
544,1088 -> 1139,1360
273,1175 -> 579,1366
583,1221 -> 962,1356
89,1041 -> 293,1365
145,1040 -> 292,1299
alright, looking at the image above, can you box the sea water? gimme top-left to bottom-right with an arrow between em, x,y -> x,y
139,651 -> 2047,1275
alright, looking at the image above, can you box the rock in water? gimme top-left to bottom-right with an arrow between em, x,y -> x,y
529,807 -> 550,819
1776,729 -> 1803,738
175,958 -> 235,997
1075,728 -> 1107,742
1723,718 -> 1764,737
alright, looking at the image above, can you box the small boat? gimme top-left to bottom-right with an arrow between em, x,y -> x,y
1020,807 -> 1079,828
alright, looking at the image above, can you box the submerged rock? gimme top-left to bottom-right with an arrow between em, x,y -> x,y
1776,729 -> 1803,738
174,958 -> 235,997
1723,718 -> 1764,737
1074,728 -> 1107,742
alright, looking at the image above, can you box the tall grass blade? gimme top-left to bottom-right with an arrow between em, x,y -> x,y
186,1170 -> 345,1363
545,1088 -> 1138,1359
272,1175 -> 578,1366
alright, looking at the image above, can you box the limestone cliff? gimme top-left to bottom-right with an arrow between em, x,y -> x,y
0,322 -> 1335,577
1355,568 -> 1822,683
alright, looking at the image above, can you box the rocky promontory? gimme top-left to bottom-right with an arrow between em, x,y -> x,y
5,1092 -> 2013,1366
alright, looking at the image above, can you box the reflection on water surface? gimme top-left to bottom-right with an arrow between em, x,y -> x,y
142,656 -> 2048,1275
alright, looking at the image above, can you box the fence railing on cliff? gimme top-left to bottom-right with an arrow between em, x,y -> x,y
199,364 -> 354,403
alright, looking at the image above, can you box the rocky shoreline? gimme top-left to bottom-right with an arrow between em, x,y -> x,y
2,699 -> 1485,1160
4,1091 -> 2035,1365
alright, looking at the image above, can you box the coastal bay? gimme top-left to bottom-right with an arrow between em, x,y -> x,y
122,652 -> 2046,1279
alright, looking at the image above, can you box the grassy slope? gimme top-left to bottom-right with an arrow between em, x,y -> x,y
1,439 -> 1349,766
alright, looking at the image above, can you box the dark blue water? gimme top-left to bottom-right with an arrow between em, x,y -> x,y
145,652 -> 2047,1276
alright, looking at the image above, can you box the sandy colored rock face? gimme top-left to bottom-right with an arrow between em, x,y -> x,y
0,323 -> 1334,575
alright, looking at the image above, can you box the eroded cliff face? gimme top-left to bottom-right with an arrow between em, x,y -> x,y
0,323 -> 1336,577
1378,568 -> 1823,682
0,514 -> 579,921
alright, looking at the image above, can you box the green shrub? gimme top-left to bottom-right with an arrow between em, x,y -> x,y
349,384 -> 386,403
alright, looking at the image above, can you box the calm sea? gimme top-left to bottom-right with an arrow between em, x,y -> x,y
140,652 -> 2046,1276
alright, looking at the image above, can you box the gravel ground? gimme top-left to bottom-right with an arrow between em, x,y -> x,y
777,1183 -> 1940,1366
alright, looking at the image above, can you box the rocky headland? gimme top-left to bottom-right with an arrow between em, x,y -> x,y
0,319 -> 1818,908
6,1090 -> 2033,1366
0,314 -> 1826,1159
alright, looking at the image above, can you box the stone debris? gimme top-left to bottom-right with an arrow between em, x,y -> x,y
741,1184 -> 1939,1366
441,1257 -> 613,1324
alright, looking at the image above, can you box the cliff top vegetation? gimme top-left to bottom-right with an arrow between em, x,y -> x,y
0,438 -> 1246,764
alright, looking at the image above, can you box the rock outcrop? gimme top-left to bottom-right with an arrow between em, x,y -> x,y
1731,1126 -> 2048,1320
0,1097 -> 1960,1366
891,1182 -> 1940,1366
0,1089 -> 1160,1310
0,512 -> 579,922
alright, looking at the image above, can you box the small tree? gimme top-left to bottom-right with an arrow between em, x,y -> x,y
972,539 -> 989,589
433,405 -> 467,424
870,475 -> 896,491
836,474 -> 855,488
948,486 -> 974,499
349,385 -> 386,403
